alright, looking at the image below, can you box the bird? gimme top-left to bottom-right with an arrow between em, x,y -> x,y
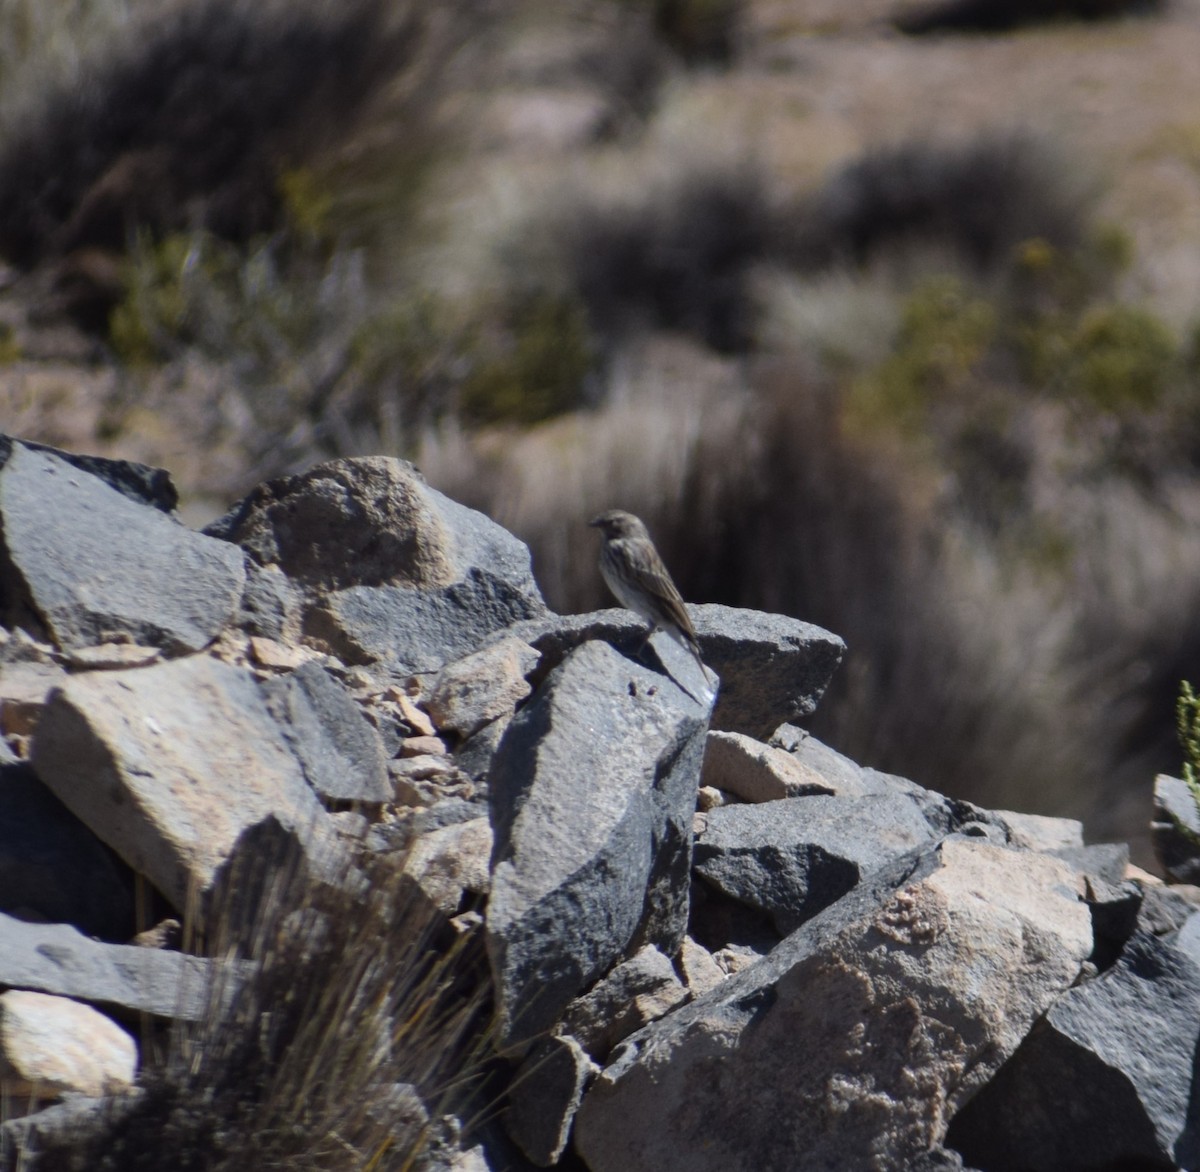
589,509 -> 713,687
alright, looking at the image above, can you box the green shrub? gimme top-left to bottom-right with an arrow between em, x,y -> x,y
849,275 -> 995,434
1060,304 -> 1177,412
1178,680 -> 1200,819
459,289 -> 594,426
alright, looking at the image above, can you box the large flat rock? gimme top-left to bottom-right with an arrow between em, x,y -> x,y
31,655 -> 338,909
0,440 -> 243,653
0,911 -> 241,1021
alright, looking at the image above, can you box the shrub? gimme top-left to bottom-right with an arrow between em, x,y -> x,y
792,135 -> 1090,275
848,275 -> 996,435
894,0 -> 1164,35
556,163 -> 777,353
31,840 -> 492,1172
0,0 -> 474,268
458,288 -> 595,426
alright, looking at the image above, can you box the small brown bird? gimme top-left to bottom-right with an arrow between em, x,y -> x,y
589,509 -> 712,687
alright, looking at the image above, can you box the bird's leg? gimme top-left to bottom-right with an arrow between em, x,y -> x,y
634,623 -> 659,655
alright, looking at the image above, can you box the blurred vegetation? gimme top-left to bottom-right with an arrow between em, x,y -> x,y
894,0 -> 1164,35
1180,681 -> 1200,818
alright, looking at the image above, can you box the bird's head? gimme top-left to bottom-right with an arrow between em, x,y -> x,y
589,510 -> 648,540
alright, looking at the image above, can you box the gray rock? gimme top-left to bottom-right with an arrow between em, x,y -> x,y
948,929 -> 1200,1171
0,910 -> 244,1021
768,726 -> 884,795
0,1092 -> 141,1171
487,639 -> 710,1051
693,793 -> 937,934
307,573 -> 546,675
574,838 -> 1092,1172
0,441 -> 244,653
0,989 -> 137,1098
234,560 -> 301,642
1151,773 -> 1200,883
692,604 -> 844,737
562,945 -> 688,1061
1051,841 -> 1129,886
427,637 -> 539,738
505,1035 -> 597,1167
454,714 -> 511,782
261,661 -> 390,803
1137,881 -> 1200,936
8,435 -> 178,513
31,655 -> 339,910
205,457 -> 546,603
505,606 -> 844,739
0,763 -> 134,942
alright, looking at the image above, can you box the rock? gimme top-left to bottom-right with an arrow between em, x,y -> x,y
11,436 -> 178,513
58,643 -> 163,671
0,1091 -> 141,1168
768,726 -> 881,794
248,635 -> 313,671
0,911 -> 243,1021
1151,774 -> 1200,883
700,730 -> 835,802
31,655 -> 339,910
507,606 -> 844,739
1051,842 -> 1129,887
693,793 -> 937,934
401,734 -> 449,757
695,785 -> 736,811
206,458 -> 547,674
0,440 -> 244,653
693,605 -> 844,737
308,573 -> 546,675
487,639 -> 710,1051
389,757 -> 475,807
677,935 -> 726,998
0,990 -> 136,1098
992,809 -> 1084,852
1137,882 -> 1200,936
562,945 -> 688,1061
506,1035 -> 597,1167
402,818 -> 493,916
391,690 -> 437,736
261,661 -> 390,804
0,763 -> 134,942
0,659 -> 66,737
574,838 -> 1092,1172
454,715 -> 512,783
427,637 -> 539,738
206,456 -> 545,600
948,929 -> 1200,1171
236,561 -> 301,642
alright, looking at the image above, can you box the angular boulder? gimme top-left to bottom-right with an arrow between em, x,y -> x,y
575,837 -> 1093,1172
206,457 -> 548,673
0,990 -> 136,1099
487,639 -> 710,1051
0,439 -> 244,653
693,792 -> 937,934
31,655 -> 339,910
949,926 -> 1200,1171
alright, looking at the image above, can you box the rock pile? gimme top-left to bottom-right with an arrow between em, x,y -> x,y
0,434 -> 1198,1171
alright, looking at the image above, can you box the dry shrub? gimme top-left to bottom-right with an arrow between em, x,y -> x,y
0,0 -> 482,268
28,828 -> 494,1172
790,134 -> 1092,276
894,0 -> 1163,34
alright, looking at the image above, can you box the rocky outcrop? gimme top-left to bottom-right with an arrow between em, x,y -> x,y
1,432 -> 1198,1172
